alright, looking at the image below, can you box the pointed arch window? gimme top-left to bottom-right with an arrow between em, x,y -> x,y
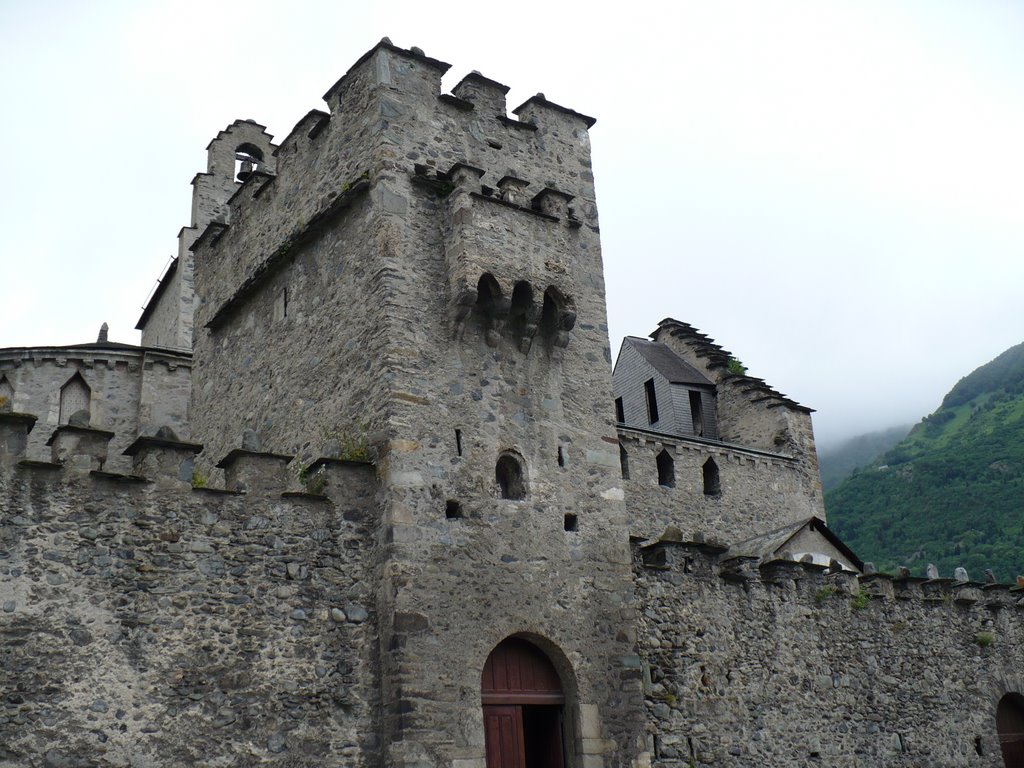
59,372 -> 91,425
656,449 -> 674,488
703,457 -> 721,496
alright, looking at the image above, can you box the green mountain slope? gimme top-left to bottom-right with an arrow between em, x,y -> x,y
818,424 -> 912,490
826,342 -> 1024,582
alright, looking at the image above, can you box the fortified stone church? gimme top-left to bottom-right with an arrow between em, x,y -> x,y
2,40 -> 1023,768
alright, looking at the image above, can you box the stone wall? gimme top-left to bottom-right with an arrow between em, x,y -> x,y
0,417 -> 380,766
620,427 -> 822,542
635,539 -> 1024,767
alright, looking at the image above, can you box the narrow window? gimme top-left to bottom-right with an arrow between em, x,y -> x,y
703,457 -> 721,496
282,287 -> 288,318
563,513 -> 578,532
614,396 -> 625,423
619,444 -> 630,480
657,449 -> 674,488
445,500 -> 464,519
644,379 -> 659,424
496,453 -> 527,500
689,390 -> 704,436
557,445 -> 566,468
455,429 -> 463,456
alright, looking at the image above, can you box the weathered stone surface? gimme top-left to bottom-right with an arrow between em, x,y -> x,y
1,37 -> 1021,768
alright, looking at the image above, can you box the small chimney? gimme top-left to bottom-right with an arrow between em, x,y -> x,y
97,323 -> 109,343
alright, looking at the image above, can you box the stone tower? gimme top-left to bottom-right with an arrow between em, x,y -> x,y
137,120 -> 276,351
190,40 -> 646,768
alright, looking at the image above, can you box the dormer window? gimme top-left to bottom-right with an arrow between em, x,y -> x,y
689,391 -> 704,437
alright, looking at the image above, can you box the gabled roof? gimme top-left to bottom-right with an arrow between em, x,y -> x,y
625,337 -> 714,387
725,516 -> 863,572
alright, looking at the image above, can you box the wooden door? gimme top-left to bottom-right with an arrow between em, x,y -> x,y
483,705 -> 525,768
482,638 -> 566,768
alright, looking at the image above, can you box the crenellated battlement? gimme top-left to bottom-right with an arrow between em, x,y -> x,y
0,410 -> 374,505
635,534 -> 1024,606
191,39 -> 598,348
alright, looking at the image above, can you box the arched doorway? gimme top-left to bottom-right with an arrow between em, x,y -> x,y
482,637 -> 566,768
999,693 -> 1024,766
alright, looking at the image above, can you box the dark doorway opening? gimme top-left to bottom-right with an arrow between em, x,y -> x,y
998,692 -> 1024,767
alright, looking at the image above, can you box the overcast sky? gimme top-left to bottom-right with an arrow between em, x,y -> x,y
2,1 -> 1022,447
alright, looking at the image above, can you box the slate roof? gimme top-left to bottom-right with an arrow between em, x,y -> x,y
654,318 -> 813,413
725,516 -> 863,571
626,337 -> 714,387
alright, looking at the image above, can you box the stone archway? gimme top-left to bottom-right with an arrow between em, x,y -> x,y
482,637 -> 566,768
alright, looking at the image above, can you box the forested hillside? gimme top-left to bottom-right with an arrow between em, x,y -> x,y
818,424 -> 912,490
826,342 -> 1024,581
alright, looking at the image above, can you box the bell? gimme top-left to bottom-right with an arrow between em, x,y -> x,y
236,160 -> 254,182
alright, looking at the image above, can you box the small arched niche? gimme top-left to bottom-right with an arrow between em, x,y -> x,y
59,372 -> 91,425
998,692 -> 1024,766
481,637 -> 568,768
656,449 -> 674,488
702,457 -> 721,496
496,451 -> 528,500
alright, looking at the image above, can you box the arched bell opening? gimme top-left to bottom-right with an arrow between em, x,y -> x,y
656,449 -> 675,488
234,142 -> 265,182
481,637 -> 570,768
998,692 -> 1024,766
